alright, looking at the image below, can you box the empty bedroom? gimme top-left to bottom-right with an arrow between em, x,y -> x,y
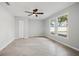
0,2 -> 79,56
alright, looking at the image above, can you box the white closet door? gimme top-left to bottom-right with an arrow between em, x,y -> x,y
19,20 -> 24,38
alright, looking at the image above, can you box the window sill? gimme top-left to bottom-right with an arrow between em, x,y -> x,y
51,32 -> 55,34
58,34 -> 67,37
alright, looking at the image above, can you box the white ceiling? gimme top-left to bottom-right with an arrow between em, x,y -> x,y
0,2 -> 75,20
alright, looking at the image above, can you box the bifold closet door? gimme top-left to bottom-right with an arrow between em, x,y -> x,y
19,20 -> 24,38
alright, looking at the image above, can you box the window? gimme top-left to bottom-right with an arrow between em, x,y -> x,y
49,19 -> 55,34
57,14 -> 68,37
49,13 -> 68,38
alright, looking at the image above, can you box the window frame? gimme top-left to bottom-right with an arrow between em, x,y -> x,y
57,13 -> 69,38
49,13 -> 69,39
49,18 -> 56,34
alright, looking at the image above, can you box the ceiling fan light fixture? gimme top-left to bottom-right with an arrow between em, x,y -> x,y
25,8 -> 44,17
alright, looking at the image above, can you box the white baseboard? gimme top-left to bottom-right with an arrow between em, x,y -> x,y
0,38 -> 15,52
45,36 -> 79,52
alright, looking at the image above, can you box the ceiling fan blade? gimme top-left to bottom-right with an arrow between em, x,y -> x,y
33,9 -> 38,12
25,11 -> 32,13
28,13 -> 33,16
36,12 -> 44,14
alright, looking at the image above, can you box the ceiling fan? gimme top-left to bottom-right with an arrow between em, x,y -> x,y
24,9 -> 44,17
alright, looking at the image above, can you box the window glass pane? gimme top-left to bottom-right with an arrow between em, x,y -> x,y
57,14 -> 68,37
49,20 -> 55,34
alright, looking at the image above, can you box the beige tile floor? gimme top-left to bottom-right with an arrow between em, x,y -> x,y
0,37 -> 79,56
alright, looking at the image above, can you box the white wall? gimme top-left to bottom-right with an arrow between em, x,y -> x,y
15,17 -> 19,39
44,3 -> 79,51
29,19 -> 44,37
0,5 -> 15,50
24,18 -> 29,38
